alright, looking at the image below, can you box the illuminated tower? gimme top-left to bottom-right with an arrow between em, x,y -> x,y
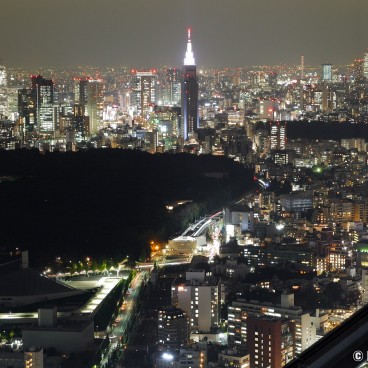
181,28 -> 199,140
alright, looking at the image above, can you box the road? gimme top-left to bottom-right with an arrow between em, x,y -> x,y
100,270 -> 148,367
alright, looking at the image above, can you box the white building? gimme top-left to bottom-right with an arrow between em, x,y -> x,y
172,270 -> 220,333
224,204 -> 254,242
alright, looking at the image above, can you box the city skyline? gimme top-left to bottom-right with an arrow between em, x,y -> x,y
1,0 -> 368,68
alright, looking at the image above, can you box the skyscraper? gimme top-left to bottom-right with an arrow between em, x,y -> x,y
0,65 -> 8,118
73,77 -> 104,136
364,50 -> 368,79
84,79 -> 104,136
18,88 -> 35,134
322,64 -> 332,81
31,75 -> 59,134
132,71 -> 156,119
181,28 -> 199,140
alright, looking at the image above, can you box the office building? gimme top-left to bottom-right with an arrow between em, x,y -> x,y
364,50 -> 368,79
158,306 -> 189,349
280,191 -> 313,212
84,79 -> 104,135
132,71 -> 156,119
247,316 -> 295,368
258,99 -> 278,120
270,121 -> 286,150
353,58 -> 364,83
0,65 -> 8,118
322,64 -> 332,81
0,117 -> 18,149
167,68 -> 181,105
31,75 -> 59,134
224,204 -> 254,242
18,88 -> 36,134
171,270 -> 220,333
181,28 -> 199,140
73,77 -> 103,136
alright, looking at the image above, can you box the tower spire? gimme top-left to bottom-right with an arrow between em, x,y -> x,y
184,27 -> 195,66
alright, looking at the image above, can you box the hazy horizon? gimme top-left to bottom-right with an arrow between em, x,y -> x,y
0,0 -> 367,68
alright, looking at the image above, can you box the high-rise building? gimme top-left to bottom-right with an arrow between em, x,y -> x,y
322,64 -> 332,81
167,68 -> 181,105
353,58 -> 364,83
0,65 -> 8,118
364,50 -> 368,79
300,55 -> 304,80
247,316 -> 295,368
157,305 -> 189,349
132,71 -> 156,119
18,88 -> 36,134
73,77 -> 104,136
7,86 -> 21,122
85,79 -> 104,135
171,270 -> 220,333
270,121 -> 286,150
31,75 -> 59,134
181,28 -> 199,140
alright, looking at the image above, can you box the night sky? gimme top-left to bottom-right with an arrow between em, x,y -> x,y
1,0 -> 367,68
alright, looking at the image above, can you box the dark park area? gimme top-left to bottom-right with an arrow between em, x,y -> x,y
0,149 -> 253,266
